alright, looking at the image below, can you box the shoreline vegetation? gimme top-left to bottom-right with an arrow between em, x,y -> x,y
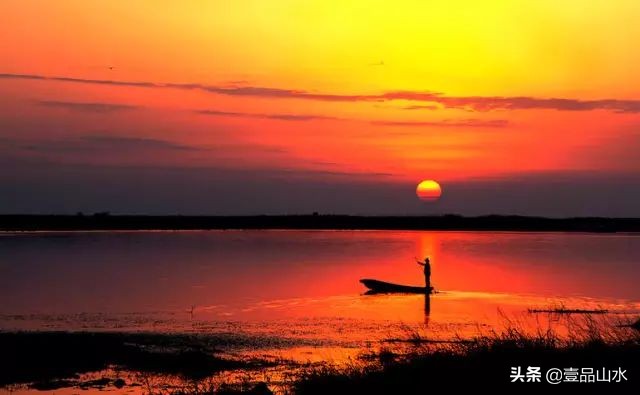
1,214 -> 640,232
293,321 -> 639,393
2,316 -> 638,394
0,332 -> 279,394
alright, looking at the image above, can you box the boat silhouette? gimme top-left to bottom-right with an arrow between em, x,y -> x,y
360,278 -> 433,294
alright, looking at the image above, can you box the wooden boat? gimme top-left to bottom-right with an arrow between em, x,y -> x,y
360,279 -> 433,294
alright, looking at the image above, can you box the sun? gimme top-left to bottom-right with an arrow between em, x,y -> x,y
416,180 -> 442,202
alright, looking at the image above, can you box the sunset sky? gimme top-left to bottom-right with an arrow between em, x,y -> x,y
1,0 -> 639,216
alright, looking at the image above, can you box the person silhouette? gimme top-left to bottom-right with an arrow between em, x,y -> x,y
416,257 -> 431,292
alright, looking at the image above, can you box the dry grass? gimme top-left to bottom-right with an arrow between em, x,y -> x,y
293,314 -> 640,394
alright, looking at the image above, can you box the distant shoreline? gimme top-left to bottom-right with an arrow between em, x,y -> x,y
1,214 -> 640,232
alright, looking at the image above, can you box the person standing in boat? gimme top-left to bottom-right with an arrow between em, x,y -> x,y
416,257 -> 431,291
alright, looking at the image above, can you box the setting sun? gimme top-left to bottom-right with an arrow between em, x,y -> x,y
416,180 -> 442,202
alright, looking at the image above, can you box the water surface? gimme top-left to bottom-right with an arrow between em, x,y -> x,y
1,230 -> 639,392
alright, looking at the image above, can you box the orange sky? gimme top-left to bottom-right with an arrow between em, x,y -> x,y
1,1 -> 639,215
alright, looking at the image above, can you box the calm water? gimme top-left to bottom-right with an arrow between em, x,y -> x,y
1,230 -> 639,392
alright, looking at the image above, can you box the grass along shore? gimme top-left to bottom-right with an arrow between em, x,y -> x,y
0,316 -> 638,394
294,315 -> 640,394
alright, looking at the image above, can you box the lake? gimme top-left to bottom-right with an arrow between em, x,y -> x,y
1,230 -> 639,393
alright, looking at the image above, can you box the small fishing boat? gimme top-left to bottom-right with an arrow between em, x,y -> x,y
360,279 -> 433,294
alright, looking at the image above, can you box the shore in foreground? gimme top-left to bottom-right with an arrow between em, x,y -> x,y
295,320 -> 639,393
2,316 -> 638,394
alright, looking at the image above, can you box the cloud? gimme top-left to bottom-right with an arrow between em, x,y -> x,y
193,86 -> 379,102
402,105 -> 440,110
0,72 -> 376,102
0,73 -> 158,88
82,135 -> 203,151
277,168 -> 395,178
3,72 -> 640,112
196,109 -> 339,121
7,135 -> 204,153
85,136 -> 287,154
402,94 -> 640,113
370,119 -> 509,128
2,135 -> 290,157
36,100 -> 140,113
198,109 -> 506,127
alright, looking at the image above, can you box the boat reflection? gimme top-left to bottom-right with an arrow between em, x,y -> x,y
424,293 -> 431,325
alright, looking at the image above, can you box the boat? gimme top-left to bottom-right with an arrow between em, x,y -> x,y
360,278 -> 433,294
